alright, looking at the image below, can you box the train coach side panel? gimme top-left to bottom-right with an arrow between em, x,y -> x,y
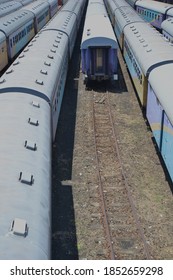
0,33 -> 8,71
8,19 -> 35,59
161,113 -> 173,182
146,83 -> 163,149
123,38 -> 147,106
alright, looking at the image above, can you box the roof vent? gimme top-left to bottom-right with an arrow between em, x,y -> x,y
19,172 -> 34,185
11,218 -> 28,237
24,140 -> 37,151
19,54 -> 25,59
47,54 -> 54,59
32,101 -> 40,108
13,61 -> 19,66
35,79 -> 43,85
0,79 -> 5,84
44,61 -> 51,66
28,117 -> 39,126
40,69 -> 48,75
50,49 -> 56,53
6,69 -> 13,74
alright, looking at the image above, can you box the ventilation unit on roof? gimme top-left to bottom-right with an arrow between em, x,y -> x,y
19,172 -> 34,185
11,218 -> 28,237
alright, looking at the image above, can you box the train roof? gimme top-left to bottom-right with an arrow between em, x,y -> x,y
86,2 -> 105,16
21,0 -> 49,16
81,14 -> 118,49
0,91 -> 51,259
136,0 -> 173,14
148,63 -> 173,125
0,80 -> 52,258
0,1 -> 22,17
114,5 -> 144,32
0,9 -> 34,36
124,22 -> 173,76
61,0 -> 86,13
0,27 -> 68,103
161,18 -> 173,37
106,0 -> 129,11
42,11 -> 76,40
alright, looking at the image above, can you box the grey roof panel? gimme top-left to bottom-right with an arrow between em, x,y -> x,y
0,10 -> 34,36
161,18 -> 173,37
81,0 -> 118,49
124,22 -> 173,75
114,5 -> 144,32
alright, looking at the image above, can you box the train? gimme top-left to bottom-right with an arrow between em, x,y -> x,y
81,0 -> 118,83
125,0 -> 173,30
161,17 -> 173,42
0,0 -> 34,18
104,0 -> 173,182
0,0 -> 59,73
0,0 -> 87,260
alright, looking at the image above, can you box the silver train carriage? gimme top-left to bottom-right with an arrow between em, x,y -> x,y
0,0 -> 59,72
81,0 -> 118,83
0,0 -> 87,260
161,17 -> 173,43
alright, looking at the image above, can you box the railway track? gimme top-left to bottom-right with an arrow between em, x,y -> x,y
91,85 -> 151,259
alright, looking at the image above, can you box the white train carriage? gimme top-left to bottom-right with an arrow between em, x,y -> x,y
0,0 -> 86,260
114,5 -> 144,49
0,92 -> 52,259
147,64 -> 173,182
0,31 -> 8,71
81,0 -> 118,83
0,1 -> 22,18
21,0 -> 50,32
161,18 -> 173,43
60,0 -> 87,28
123,21 -> 173,106
135,0 -> 173,30
43,10 -> 78,59
105,0 -> 130,26
0,25 -> 69,260
0,10 -> 35,60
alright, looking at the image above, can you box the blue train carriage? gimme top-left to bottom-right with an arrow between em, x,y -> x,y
114,5 -> 144,50
135,0 -> 173,30
0,1 -> 22,18
123,21 -> 173,106
81,0 -> 118,83
105,0 -> 129,27
0,32 -> 8,71
147,64 -> 173,182
161,18 -> 173,44
21,0 -> 50,32
0,10 -> 35,61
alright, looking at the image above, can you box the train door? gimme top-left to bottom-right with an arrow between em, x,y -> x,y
90,47 -> 109,77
